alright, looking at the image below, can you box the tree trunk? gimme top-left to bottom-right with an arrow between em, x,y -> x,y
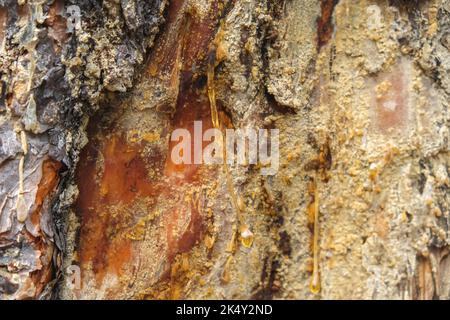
1,0 -> 449,300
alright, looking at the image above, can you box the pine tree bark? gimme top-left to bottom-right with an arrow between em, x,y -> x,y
0,0 -> 449,300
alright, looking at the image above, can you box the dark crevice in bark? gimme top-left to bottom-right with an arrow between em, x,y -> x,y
251,256 -> 281,300
259,4 -> 296,115
317,0 -> 339,50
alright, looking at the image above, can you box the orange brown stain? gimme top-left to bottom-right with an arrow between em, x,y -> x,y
76,129 -> 160,284
164,0 -> 225,179
317,0 -> 339,49
165,80 -> 214,180
373,63 -> 408,133
149,0 -> 187,75
76,113 -> 214,285
29,159 -> 63,229
28,158 -> 62,297
75,0 -> 228,290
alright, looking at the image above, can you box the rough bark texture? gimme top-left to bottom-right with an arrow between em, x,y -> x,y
0,0 -> 450,300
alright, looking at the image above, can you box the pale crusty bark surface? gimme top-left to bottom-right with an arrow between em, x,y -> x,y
1,0 -> 449,300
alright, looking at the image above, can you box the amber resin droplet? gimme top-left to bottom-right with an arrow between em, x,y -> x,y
240,225 -> 254,248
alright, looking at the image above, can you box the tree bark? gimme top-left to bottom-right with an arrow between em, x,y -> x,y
0,0 -> 449,300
